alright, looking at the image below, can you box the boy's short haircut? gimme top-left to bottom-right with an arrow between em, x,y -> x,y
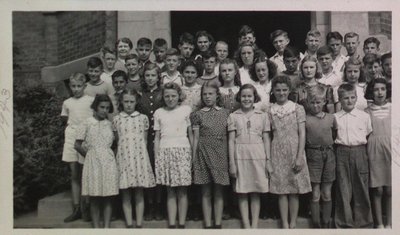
362,53 -> 381,66
87,57 -> 103,69
202,49 -> 218,60
215,40 -> 228,48
306,29 -> 321,38
326,31 -> 343,42
270,29 -> 288,42
317,45 -> 334,58
137,37 -> 152,47
101,45 -> 116,56
283,46 -> 300,59
307,85 -> 326,102
165,48 -> 180,57
344,32 -> 359,41
239,25 -> 255,37
337,83 -> 356,100
115,37 -> 133,49
69,72 -> 86,84
363,37 -> 380,48
179,32 -> 195,45
381,52 -> 391,64
153,38 -> 168,49
111,70 -> 128,82
124,53 -> 139,63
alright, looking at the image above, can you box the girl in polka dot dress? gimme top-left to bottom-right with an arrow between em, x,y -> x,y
191,81 -> 231,228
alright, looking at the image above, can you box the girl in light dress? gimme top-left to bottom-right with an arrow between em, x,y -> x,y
228,84 -> 272,228
74,95 -> 119,228
154,82 -> 193,228
268,75 -> 311,229
364,78 -> 392,229
112,87 -> 156,228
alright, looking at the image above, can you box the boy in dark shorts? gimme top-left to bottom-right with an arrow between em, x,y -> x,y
305,86 -> 336,228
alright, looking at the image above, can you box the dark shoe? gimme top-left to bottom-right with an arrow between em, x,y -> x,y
222,210 -> 231,220
64,205 -> 81,223
144,209 -> 152,221
155,204 -> 163,221
168,224 -> 176,229
192,210 -> 201,221
177,224 -> 185,229
81,203 -> 91,222
136,225 -> 143,229
214,224 -> 222,229
126,224 -> 134,228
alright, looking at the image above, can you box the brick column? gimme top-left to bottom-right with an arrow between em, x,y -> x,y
43,12 -> 58,66
105,11 -> 117,47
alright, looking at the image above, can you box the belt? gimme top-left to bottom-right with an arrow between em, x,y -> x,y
306,145 -> 333,151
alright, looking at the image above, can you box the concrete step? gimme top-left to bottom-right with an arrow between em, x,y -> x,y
28,191 -> 314,228
38,191 -> 73,218
15,211 -> 313,229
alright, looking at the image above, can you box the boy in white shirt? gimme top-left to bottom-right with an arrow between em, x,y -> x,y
334,83 -> 373,228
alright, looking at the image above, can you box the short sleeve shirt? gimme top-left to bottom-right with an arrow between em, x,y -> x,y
318,69 -> 343,89
61,95 -> 94,128
334,108 -> 372,146
153,105 -> 191,148
305,113 -> 335,146
84,80 -> 115,97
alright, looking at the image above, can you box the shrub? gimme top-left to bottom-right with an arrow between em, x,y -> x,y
14,84 -> 69,216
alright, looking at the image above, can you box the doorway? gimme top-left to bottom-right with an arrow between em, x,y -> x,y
171,11 -> 311,58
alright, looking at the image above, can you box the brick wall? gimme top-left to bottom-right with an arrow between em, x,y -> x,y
13,12 -> 47,71
368,12 -> 391,39
57,11 -> 106,64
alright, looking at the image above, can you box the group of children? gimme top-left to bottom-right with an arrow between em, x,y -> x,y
60,25 -> 392,229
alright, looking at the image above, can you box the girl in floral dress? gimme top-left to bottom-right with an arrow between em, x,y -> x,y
268,75 -> 312,229
154,82 -> 193,228
74,94 -> 119,228
113,87 -> 156,228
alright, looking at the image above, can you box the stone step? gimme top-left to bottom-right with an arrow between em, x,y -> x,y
15,211 -> 313,229
31,191 -> 315,228
38,191 -> 73,218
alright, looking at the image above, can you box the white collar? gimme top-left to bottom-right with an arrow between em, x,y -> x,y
201,106 -> 222,111
120,111 -> 140,118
